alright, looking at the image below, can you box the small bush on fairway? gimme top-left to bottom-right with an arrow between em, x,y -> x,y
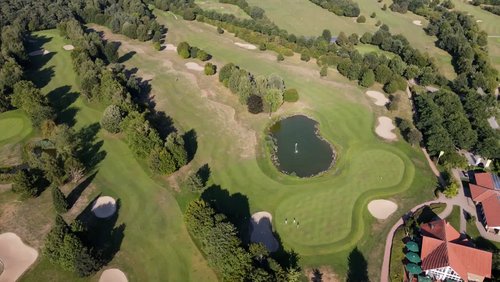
177,41 -> 211,61
217,26 -> 224,34
283,89 -> 299,102
370,12 -> 376,18
277,53 -> 284,62
320,66 -> 328,77
300,53 -> 310,62
204,63 -> 216,75
100,105 -> 124,133
357,15 -> 366,23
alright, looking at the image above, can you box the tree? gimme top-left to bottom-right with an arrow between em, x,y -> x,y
277,54 -> 284,62
217,27 -> 224,34
204,63 -> 216,76
166,132 -> 188,168
12,169 -> 39,198
407,129 -> 422,146
218,63 -> 237,84
197,49 -> 210,61
360,32 -> 373,44
443,180 -> 459,198
100,105 -> 123,133
384,80 -> 400,94
370,12 -> 377,18
382,4 -> 387,10
185,170 -> 205,192
11,80 -> 53,127
359,69 -> 375,87
320,66 -> 328,77
357,15 -> 366,23
283,89 -> 299,102
321,29 -> 332,41
52,186 -> 68,213
247,95 -> 263,114
259,43 -> 267,51
41,153 -> 65,185
177,42 -> 191,59
183,9 -> 196,21
263,89 -> 283,114
300,53 -> 310,62
103,42 -> 119,63
374,64 -> 393,84
348,33 -> 359,45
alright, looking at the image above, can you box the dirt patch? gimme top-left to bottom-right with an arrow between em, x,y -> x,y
234,42 -> 257,50
28,49 -> 49,56
250,212 -> 279,252
0,144 -> 23,167
375,116 -> 397,141
368,200 -> 398,220
366,90 -> 389,106
62,45 -> 74,51
99,268 -> 128,282
305,266 -> 340,282
0,184 -> 12,194
185,62 -> 204,72
412,20 -> 422,26
0,232 -> 38,282
91,196 -> 116,218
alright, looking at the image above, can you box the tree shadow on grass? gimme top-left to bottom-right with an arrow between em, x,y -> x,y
201,185 -> 251,242
415,205 -> 440,224
76,195 -> 125,267
346,247 -> 370,282
183,129 -> 198,162
47,85 -> 79,126
271,231 -> 300,270
66,172 -> 98,209
76,123 -> 106,171
117,51 -> 136,63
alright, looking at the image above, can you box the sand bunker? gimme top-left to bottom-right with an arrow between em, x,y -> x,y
250,212 -> 279,252
99,268 -> 128,282
28,49 -> 49,56
476,19 -> 483,23
366,90 -> 389,106
185,62 -> 204,72
368,200 -> 398,220
62,45 -> 74,51
91,196 -> 117,218
412,20 -> 422,26
375,116 -> 397,141
0,233 -> 38,282
164,44 -> 177,51
234,42 -> 257,50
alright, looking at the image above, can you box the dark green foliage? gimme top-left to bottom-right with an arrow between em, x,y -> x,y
382,4 -> 388,10
204,63 -> 217,75
11,80 -> 54,127
346,247 -> 369,282
197,49 -> 210,61
166,132 -> 188,168
41,153 -> 65,186
247,95 -> 263,114
374,64 -> 393,84
183,9 -> 196,21
217,26 -> 224,34
300,53 -> 310,62
370,12 -> 377,18
103,42 -> 119,63
283,88 -> 299,102
359,69 -> 375,87
185,169 -> 206,192
43,216 -> 100,277
100,105 -> 124,133
308,0 -> 361,17
51,186 -> 68,213
121,112 -> 162,158
148,147 -> 176,175
277,53 -> 284,62
320,66 -> 328,77
12,169 -> 40,198
322,29 -> 332,41
177,42 -> 191,59
218,63 -> 237,84
259,43 -> 267,51
348,33 -> 359,45
356,15 -> 366,23
360,32 -> 373,44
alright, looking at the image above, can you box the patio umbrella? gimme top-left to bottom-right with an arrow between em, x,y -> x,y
405,252 -> 421,263
405,263 -> 422,274
418,276 -> 432,282
406,241 -> 419,252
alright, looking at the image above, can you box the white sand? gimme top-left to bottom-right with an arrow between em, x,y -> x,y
488,116 -> 499,129
234,42 -> 257,50
62,45 -> 74,51
28,49 -> 50,56
250,212 -> 279,252
0,233 -> 38,282
185,62 -> 204,72
91,196 -> 117,218
164,44 -> 177,51
412,20 -> 422,26
99,268 -> 128,282
366,90 -> 390,106
476,19 -> 483,23
368,200 -> 398,220
425,86 -> 439,92
375,116 -> 397,141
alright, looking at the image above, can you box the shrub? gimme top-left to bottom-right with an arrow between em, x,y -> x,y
320,66 -> 328,77
375,20 -> 382,26
217,26 -> 224,34
259,43 -> 267,51
283,89 -> 299,102
247,95 -> 263,114
384,81 -> 400,94
407,129 -> 422,146
196,50 -> 210,61
300,53 -> 310,62
52,186 -> 68,213
153,42 -> 161,51
100,105 -> 124,133
277,54 -> 284,62
183,9 -> 196,21
357,15 -> 366,23
204,63 -> 217,75
382,4 -> 387,10
177,42 -> 191,59
359,69 -> 375,87
443,181 -> 459,198
12,169 -> 39,198
360,32 -> 373,44
370,12 -> 376,18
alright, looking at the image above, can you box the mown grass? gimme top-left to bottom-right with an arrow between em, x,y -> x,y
0,110 -> 33,166
446,205 -> 461,231
195,0 -> 251,19
12,29 -> 216,281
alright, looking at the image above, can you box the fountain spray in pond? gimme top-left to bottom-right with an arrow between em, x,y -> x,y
295,143 -> 298,154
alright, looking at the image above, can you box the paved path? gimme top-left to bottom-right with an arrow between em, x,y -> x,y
421,148 -> 446,187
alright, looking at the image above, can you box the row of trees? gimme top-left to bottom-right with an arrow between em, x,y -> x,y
185,199 -> 300,281
309,0 -> 361,17
59,19 -> 191,174
0,0 -> 162,43
219,63 -> 294,114
177,41 -> 211,61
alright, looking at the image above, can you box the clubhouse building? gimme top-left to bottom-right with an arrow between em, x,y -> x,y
468,172 -> 500,233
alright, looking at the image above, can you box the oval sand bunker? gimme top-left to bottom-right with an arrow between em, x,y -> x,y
0,232 -> 38,282
366,90 -> 389,106
412,20 -> 422,26
375,116 -> 397,141
368,200 -> 398,220
99,268 -> 128,282
185,62 -> 204,71
250,212 -> 279,252
235,42 -> 257,50
91,196 -> 117,218
63,45 -> 74,51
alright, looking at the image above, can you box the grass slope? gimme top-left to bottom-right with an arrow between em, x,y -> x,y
196,0 -> 251,19
16,29 -> 216,281
95,10 -> 438,278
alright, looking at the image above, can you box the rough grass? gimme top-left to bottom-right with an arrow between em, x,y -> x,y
245,0 -> 456,79
195,0 -> 251,19
13,29 -> 216,282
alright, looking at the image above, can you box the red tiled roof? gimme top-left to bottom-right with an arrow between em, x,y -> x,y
420,219 -> 492,280
469,173 -> 500,228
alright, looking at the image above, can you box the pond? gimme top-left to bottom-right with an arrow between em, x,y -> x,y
269,115 -> 335,177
